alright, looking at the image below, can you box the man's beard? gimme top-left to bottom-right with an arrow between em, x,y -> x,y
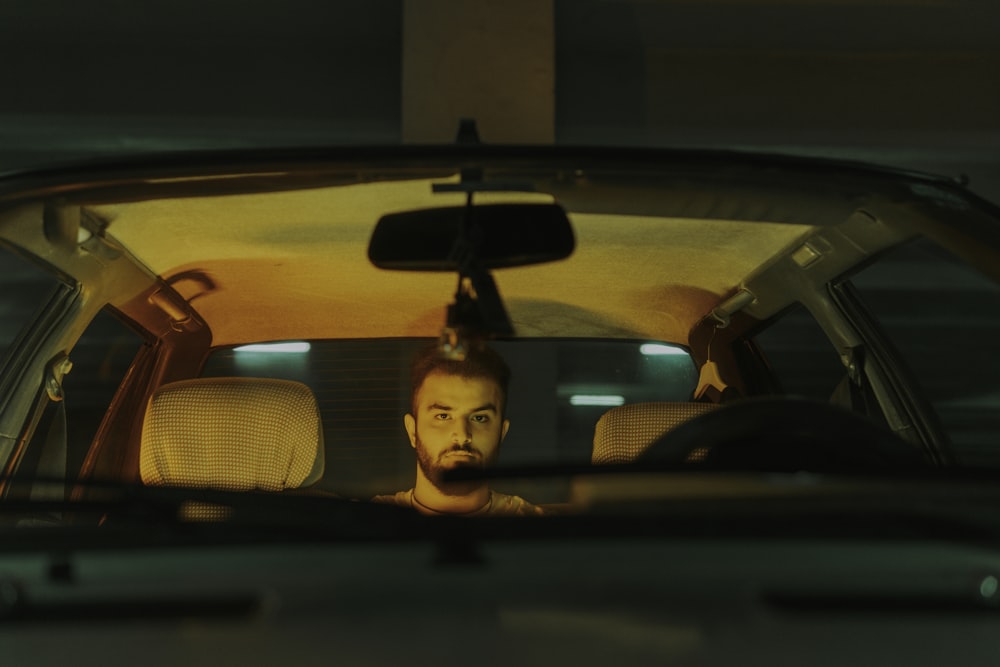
415,435 -> 497,496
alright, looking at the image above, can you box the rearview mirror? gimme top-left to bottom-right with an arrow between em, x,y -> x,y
368,203 -> 575,270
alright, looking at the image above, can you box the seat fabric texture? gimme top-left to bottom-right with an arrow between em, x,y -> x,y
592,402 -> 719,464
140,377 -> 324,492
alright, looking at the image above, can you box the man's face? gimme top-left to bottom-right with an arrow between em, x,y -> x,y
404,371 -> 510,489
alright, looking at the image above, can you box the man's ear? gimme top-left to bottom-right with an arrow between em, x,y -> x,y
500,418 -> 510,443
403,413 -> 417,449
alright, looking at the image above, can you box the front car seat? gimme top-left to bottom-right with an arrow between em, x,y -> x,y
140,377 -> 325,492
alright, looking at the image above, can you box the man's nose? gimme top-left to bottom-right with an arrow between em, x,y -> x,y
453,420 -> 472,442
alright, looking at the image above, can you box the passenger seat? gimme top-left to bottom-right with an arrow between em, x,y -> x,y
139,377 -> 325,517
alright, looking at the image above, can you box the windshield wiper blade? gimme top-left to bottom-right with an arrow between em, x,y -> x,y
0,477 -> 426,543
446,461 -> 1000,483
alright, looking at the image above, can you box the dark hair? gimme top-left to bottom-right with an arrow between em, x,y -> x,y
410,341 -> 511,416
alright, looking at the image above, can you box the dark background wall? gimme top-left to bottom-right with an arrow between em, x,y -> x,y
1,0 -> 998,203
555,0 -> 1000,205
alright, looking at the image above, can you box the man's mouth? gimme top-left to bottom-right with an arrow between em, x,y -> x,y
441,446 -> 482,461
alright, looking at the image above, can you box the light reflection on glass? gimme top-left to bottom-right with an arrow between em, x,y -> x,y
569,395 -> 626,407
640,343 -> 687,356
233,342 -> 311,354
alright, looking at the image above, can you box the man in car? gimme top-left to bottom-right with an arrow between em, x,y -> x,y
373,342 -> 544,516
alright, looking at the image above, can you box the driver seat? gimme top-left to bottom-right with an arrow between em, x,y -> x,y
591,402 -> 719,464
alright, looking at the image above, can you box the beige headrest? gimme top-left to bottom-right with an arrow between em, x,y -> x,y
592,402 -> 718,464
140,377 -> 324,491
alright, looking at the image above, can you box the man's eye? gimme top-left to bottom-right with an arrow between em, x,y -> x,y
471,414 -> 490,423
433,413 -> 451,420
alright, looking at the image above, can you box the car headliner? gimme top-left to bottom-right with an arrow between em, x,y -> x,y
5,147 -> 970,351
89,177 -> 815,346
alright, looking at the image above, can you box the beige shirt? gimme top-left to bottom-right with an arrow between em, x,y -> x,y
372,488 -> 545,516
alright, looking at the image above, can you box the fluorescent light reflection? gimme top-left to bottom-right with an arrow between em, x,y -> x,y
640,343 -> 688,356
234,342 -> 311,354
570,395 -> 626,407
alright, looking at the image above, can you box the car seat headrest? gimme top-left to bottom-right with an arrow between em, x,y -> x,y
592,401 -> 719,464
140,377 -> 324,492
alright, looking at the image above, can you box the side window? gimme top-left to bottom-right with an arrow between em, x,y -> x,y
0,247 -> 144,481
0,247 -> 65,369
752,304 -> 846,400
61,309 -> 145,477
849,238 -> 1000,467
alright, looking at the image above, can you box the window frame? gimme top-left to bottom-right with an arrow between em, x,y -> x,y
0,250 -> 80,484
828,279 -> 953,463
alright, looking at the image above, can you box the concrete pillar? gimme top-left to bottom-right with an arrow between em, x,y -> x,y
401,0 -> 555,144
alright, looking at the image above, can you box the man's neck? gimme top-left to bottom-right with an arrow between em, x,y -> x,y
412,468 -> 491,515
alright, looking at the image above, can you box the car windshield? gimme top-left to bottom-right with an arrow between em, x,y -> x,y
1,149 -> 999,528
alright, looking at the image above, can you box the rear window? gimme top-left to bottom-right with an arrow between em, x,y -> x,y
201,338 -> 697,501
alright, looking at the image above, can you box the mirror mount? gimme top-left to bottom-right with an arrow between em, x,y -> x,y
437,196 -> 515,358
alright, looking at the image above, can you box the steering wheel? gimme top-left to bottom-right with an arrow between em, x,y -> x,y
636,397 -> 928,473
